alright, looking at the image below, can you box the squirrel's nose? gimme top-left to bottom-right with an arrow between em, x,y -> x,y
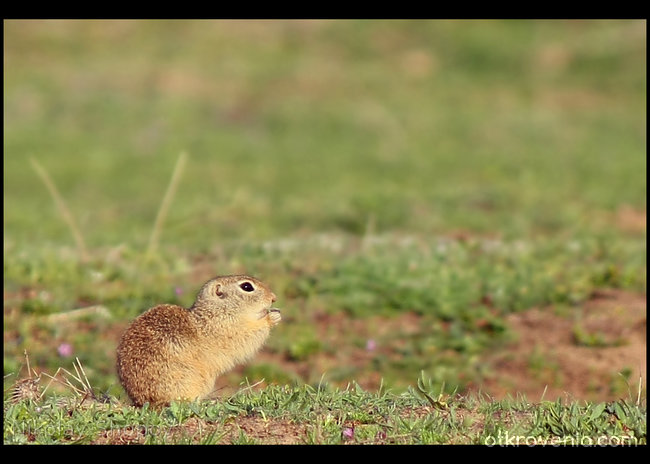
271,293 -> 277,303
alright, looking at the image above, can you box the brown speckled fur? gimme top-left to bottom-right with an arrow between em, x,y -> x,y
116,275 -> 281,407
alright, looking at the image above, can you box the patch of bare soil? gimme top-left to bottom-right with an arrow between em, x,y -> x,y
615,205 -> 646,234
475,289 -> 646,402
217,289 -> 646,404
93,416 -> 308,445
219,415 -> 308,444
214,309 -> 426,396
214,289 -> 646,403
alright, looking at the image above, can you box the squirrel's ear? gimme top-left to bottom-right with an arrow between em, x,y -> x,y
214,283 -> 224,298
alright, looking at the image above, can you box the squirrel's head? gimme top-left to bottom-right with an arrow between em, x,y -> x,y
191,275 -> 279,322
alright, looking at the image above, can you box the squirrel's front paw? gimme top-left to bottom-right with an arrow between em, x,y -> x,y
268,308 -> 281,326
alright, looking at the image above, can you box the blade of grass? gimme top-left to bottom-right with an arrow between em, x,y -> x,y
146,151 -> 188,258
29,157 -> 89,262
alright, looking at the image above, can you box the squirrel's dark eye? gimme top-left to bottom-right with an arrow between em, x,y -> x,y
239,282 -> 255,292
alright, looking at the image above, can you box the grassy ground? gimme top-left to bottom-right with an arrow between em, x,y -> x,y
3,20 -> 646,444
3,380 -> 646,445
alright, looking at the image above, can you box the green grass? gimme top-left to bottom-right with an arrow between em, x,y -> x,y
4,20 -> 646,247
3,379 -> 646,444
3,232 -> 645,397
3,19 -> 647,444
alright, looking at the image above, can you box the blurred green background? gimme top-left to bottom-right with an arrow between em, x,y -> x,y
3,20 -> 646,398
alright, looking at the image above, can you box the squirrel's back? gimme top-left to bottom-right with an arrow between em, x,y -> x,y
116,304 -> 206,406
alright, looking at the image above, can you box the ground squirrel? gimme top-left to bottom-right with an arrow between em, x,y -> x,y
116,275 -> 281,407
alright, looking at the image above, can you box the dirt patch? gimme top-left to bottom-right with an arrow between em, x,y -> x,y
475,289 -> 646,401
214,309 -> 427,395
615,205 -> 646,234
92,415 -> 308,445
218,289 -> 646,403
94,425 -> 149,445
219,415 -> 308,444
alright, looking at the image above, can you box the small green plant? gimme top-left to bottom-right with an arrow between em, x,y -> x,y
409,371 -> 451,410
572,325 -> 625,348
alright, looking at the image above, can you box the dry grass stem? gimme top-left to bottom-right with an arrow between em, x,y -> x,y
146,151 -> 188,258
7,351 -> 42,403
29,157 -> 90,262
44,305 -> 112,323
41,357 -> 96,402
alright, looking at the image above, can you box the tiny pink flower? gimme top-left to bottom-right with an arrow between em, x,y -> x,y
342,426 -> 355,441
174,286 -> 183,297
57,343 -> 73,357
366,339 -> 377,351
